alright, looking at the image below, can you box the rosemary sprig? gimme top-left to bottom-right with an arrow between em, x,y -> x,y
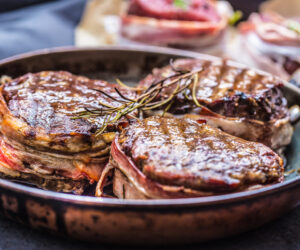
75,62 -> 205,136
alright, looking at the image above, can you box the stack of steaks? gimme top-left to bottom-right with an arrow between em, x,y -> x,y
0,58 -> 294,198
0,71 -> 135,194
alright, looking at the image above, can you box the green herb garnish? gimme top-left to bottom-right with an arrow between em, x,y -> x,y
287,20 -> 300,35
173,0 -> 188,9
228,10 -> 243,26
74,59 -> 206,136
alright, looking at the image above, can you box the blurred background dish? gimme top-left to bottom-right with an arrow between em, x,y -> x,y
74,0 -> 300,82
1,0 -> 299,81
120,0 -> 232,56
75,0 -> 233,56
231,12 -> 300,81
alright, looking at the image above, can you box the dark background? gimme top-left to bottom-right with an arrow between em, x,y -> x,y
1,0 -> 299,249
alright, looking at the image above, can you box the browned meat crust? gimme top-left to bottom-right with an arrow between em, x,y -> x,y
138,59 -> 293,149
138,59 -> 287,120
96,117 -> 284,199
0,71 -> 136,193
0,71 -> 135,153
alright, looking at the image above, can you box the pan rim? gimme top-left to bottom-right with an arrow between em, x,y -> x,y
0,45 -> 299,208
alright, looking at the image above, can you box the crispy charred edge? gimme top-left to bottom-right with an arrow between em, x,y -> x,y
96,136 -> 215,199
0,83 -> 115,154
0,162 -> 89,194
207,86 -> 288,122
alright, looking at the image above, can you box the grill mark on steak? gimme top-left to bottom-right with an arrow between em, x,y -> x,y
3,71 -> 134,135
0,71 -> 138,192
2,71 -> 135,135
119,117 -> 283,193
0,71 -> 136,154
138,59 -> 288,121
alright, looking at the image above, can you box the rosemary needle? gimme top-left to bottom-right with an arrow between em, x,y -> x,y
116,78 -> 143,91
192,73 -> 202,108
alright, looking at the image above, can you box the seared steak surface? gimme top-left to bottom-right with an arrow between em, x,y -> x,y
2,71 -> 135,142
0,71 -> 136,193
138,59 -> 288,121
118,117 -> 283,193
1,71 -> 136,154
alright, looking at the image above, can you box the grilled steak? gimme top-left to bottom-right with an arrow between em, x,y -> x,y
138,58 -> 293,149
0,71 -> 136,193
96,117 -> 284,199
